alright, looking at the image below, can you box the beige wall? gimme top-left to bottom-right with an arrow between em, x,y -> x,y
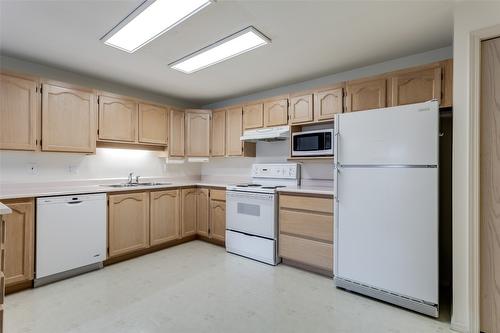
452,2 -> 500,332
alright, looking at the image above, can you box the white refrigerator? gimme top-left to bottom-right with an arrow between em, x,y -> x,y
333,101 -> 439,317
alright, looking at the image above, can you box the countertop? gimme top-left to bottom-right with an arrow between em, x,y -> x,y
0,180 -> 334,200
0,202 -> 12,215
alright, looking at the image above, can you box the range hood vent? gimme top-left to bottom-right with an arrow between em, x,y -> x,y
240,126 -> 290,142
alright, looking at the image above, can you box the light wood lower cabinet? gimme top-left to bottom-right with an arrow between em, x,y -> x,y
2,199 -> 34,287
278,194 -> 333,273
0,213 -> 5,329
150,190 -> 180,246
42,81 -> 97,153
181,188 -> 198,237
0,73 -> 39,151
108,192 -> 149,258
196,188 -> 210,237
209,195 -> 226,242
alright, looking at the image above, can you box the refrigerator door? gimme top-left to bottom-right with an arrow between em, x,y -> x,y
336,101 -> 439,166
334,167 -> 438,304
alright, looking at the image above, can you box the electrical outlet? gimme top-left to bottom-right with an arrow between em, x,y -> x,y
27,163 -> 38,175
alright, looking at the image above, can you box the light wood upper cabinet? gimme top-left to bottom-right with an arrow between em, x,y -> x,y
210,199 -> 226,242
2,199 -> 34,286
243,103 -> 264,129
169,108 -> 185,157
389,65 -> 442,107
181,188 -> 197,237
138,103 -> 168,145
98,94 -> 138,142
289,94 -> 313,124
346,77 -> 387,112
226,107 -> 243,156
185,109 -> 211,157
108,192 -> 149,258
211,109 -> 226,157
150,190 -> 180,246
264,98 -> 288,127
41,81 -> 96,153
314,87 -> 343,121
0,73 -> 38,151
196,188 -> 209,237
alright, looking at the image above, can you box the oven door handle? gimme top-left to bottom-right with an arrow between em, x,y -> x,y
226,191 -> 274,201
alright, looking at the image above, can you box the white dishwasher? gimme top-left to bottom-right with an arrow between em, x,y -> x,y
35,193 -> 107,287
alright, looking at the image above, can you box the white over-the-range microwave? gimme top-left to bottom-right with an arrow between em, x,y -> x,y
291,129 -> 334,157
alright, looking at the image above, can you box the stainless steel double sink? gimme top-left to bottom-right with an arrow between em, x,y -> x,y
102,182 -> 172,188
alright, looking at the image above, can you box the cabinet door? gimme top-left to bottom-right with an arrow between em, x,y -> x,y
264,99 -> 288,127
289,94 -> 313,124
226,107 -> 243,156
108,192 -> 149,258
0,73 -> 38,151
138,103 -> 168,145
169,108 -> 185,157
211,109 -> 226,157
390,66 -> 442,107
196,188 -> 209,237
3,200 -> 34,286
243,103 -> 263,129
42,82 -> 96,153
346,78 -> 387,112
185,110 -> 211,157
98,95 -> 138,142
314,88 -> 343,121
210,200 -> 226,242
150,190 -> 180,246
181,188 -> 197,237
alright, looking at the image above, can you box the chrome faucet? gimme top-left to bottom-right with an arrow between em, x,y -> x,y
128,172 -> 134,184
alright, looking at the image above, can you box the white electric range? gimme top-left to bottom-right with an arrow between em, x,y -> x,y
225,163 -> 300,265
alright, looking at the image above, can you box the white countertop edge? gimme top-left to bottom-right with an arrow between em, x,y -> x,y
0,182 -> 333,200
0,202 -> 12,215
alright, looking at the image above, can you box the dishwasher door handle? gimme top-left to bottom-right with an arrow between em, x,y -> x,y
66,201 -> 83,205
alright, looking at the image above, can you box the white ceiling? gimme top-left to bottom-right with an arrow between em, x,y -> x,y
0,0 -> 454,105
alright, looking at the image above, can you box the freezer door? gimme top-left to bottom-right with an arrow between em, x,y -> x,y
334,167 -> 438,304
336,101 -> 439,166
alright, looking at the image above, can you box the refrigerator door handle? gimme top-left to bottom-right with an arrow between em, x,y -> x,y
334,116 -> 340,203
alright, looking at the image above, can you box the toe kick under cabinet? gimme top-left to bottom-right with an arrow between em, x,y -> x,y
278,193 -> 334,275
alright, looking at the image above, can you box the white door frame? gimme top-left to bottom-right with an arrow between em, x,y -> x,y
468,24 -> 500,333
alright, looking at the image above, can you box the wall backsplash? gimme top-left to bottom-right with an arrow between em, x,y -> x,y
0,148 -> 201,184
201,140 -> 334,183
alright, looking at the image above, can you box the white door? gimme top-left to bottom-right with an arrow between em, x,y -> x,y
334,167 -> 438,304
226,191 -> 276,238
336,101 -> 439,165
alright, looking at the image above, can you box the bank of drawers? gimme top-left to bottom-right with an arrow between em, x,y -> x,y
278,194 -> 334,273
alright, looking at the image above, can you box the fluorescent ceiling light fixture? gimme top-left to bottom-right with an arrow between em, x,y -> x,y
102,0 -> 212,53
170,26 -> 271,74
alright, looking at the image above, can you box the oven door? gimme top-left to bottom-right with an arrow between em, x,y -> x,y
226,191 -> 276,239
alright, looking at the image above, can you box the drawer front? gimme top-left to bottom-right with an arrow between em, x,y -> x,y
279,234 -> 333,271
280,209 -> 333,242
279,195 -> 333,214
210,189 -> 226,201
